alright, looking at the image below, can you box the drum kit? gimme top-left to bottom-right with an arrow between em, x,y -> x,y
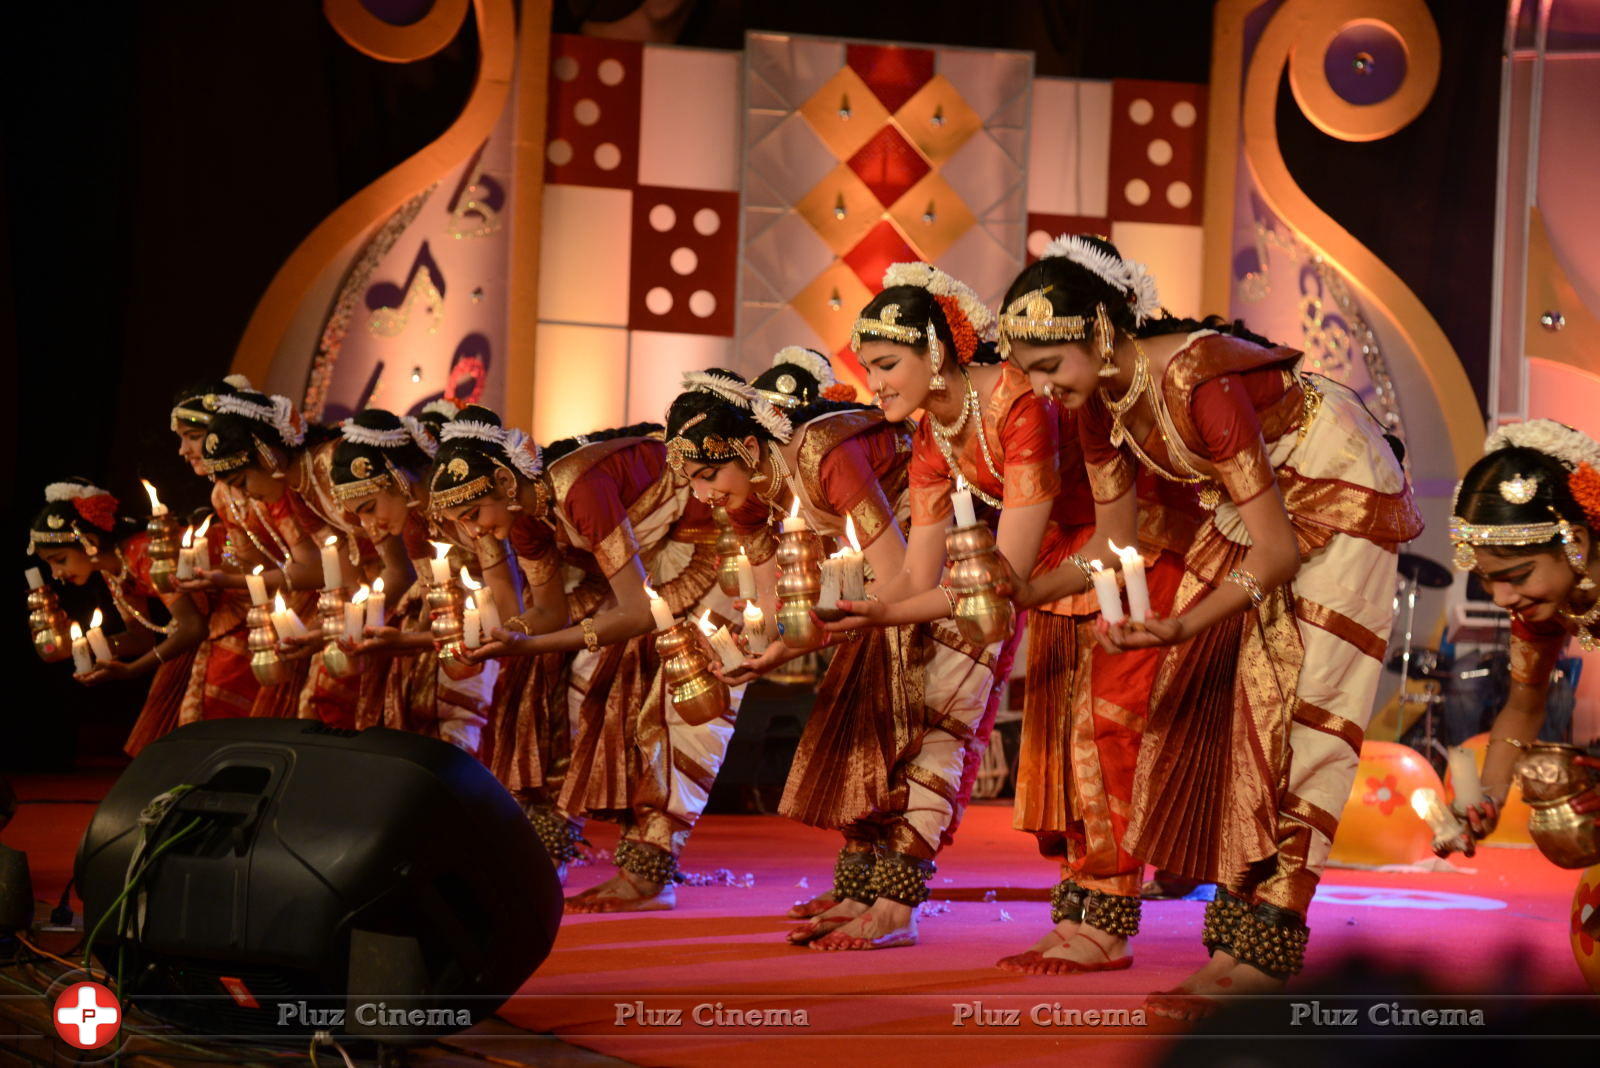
1386,551 -> 1455,752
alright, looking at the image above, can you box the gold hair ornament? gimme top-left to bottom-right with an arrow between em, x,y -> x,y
849,302 -> 925,351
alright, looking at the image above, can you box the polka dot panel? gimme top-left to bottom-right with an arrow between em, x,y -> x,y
1107,78 -> 1206,225
1024,212 -> 1113,266
545,34 -> 642,189
628,185 -> 738,336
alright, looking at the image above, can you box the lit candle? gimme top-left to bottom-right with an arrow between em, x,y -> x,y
85,608 -> 113,663
782,496 -> 808,534
645,584 -> 675,631
428,542 -> 453,586
736,550 -> 756,601
1108,540 -> 1149,622
1410,788 -> 1466,841
69,622 -> 92,675
460,566 -> 502,634
699,610 -> 744,673
193,514 -> 212,572
1089,559 -> 1125,624
365,577 -> 386,632
246,565 -> 268,606
1447,747 -> 1485,809
25,568 -> 43,590
743,603 -> 769,655
345,585 -> 368,641
839,516 -> 866,601
463,595 -> 481,649
271,591 -> 308,641
952,475 -> 978,529
320,535 -> 343,591
176,527 -> 196,580
141,479 -> 168,517
817,551 -> 844,612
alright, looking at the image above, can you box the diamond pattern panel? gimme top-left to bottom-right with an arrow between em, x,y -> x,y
795,165 -> 886,257
842,220 -> 920,292
800,67 -> 892,161
887,172 -> 976,262
846,43 -> 934,113
792,261 -> 877,354
895,76 -> 981,165
846,125 -> 931,209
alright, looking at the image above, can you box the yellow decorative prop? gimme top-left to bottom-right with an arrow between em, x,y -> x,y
1326,740 -> 1441,867
1570,863 -> 1600,992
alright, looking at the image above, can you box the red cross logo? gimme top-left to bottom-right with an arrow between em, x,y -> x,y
53,982 -> 121,1049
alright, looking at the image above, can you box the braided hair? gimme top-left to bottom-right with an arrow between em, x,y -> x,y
544,422 -> 665,466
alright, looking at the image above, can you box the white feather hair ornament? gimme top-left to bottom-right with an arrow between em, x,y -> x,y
223,373 -> 253,390
45,481 -> 107,502
339,420 -> 411,449
771,346 -> 836,387
402,416 -> 438,458
440,419 -> 508,446
421,399 -> 460,421
1484,419 -> 1600,472
501,428 -> 545,479
681,370 -> 754,408
749,396 -> 795,444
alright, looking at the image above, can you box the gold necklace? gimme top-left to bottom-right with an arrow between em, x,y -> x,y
928,372 -> 1004,509
1112,340 -> 1221,509
1560,594 -> 1600,651
107,550 -> 178,635
1102,348 -> 1150,448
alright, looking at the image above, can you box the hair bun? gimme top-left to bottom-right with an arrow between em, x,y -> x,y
453,404 -> 503,428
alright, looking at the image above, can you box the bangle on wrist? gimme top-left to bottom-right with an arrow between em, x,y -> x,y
1223,567 -> 1265,607
151,645 -> 166,665
937,584 -> 959,618
580,617 -> 600,653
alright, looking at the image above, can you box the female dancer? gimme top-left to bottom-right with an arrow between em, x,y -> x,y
1437,420 -> 1600,851
1000,234 -> 1422,1012
433,408 -> 742,911
29,480 -> 206,755
327,407 -> 507,750
668,352 -> 1017,949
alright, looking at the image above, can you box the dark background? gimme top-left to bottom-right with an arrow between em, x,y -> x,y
2,0 -> 1501,769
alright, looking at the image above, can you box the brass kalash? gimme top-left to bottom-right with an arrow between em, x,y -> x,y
944,523 -> 1014,645
655,615 -> 730,726
1512,740 -> 1600,869
26,581 -> 72,663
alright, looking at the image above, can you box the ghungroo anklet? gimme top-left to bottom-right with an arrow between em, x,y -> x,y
1230,903 -> 1310,979
1049,879 -> 1085,925
614,839 -> 678,887
868,851 -> 935,906
1200,890 -> 1250,957
832,848 -> 877,904
1082,890 -> 1141,937
525,804 -> 585,865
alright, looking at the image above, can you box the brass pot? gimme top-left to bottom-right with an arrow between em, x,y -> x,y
247,603 -> 286,686
146,514 -> 181,593
713,507 -> 743,598
33,623 -> 70,662
1526,790 -> 1600,869
656,619 -> 729,726
1514,742 -> 1596,803
427,584 -> 463,643
945,522 -> 1015,646
774,527 -> 823,649
437,639 -> 484,680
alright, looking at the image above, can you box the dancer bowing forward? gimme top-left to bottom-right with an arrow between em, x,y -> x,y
1001,235 -> 1421,1015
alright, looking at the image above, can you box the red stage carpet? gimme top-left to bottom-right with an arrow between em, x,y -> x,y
5,774 -> 1589,1067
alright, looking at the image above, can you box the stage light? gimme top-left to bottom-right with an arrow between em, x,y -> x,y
410,366 -> 423,383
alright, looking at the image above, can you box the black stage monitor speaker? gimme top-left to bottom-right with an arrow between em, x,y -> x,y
75,719 -> 561,1040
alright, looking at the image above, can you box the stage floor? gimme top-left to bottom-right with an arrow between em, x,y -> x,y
5,772 -> 1593,1066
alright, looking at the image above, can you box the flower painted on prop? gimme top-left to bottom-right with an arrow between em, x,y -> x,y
1573,878 -> 1600,957
1363,774 -> 1402,817
447,356 -> 487,406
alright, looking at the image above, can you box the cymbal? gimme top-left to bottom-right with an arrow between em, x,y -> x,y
1385,647 -> 1449,680
1398,552 -> 1452,589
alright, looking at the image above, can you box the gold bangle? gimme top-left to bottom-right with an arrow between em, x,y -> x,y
938,584 -> 960,618
1068,553 -> 1096,585
580,617 -> 599,653
1224,567 -> 1265,607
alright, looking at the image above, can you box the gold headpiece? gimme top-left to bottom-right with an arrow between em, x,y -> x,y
169,393 -> 221,431
331,452 -> 417,504
997,286 -> 1090,357
850,302 -> 925,352
429,474 -> 492,512
756,372 -> 803,410
665,432 -> 745,473
1448,510 -> 1572,570
1499,474 -> 1539,504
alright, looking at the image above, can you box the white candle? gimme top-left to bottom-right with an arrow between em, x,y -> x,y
85,608 -> 113,663
1447,747 -> 1485,809
271,592 -> 308,641
817,554 -> 843,612
69,622 -> 92,675
141,479 -> 168,517
193,515 -> 213,572
1410,788 -> 1466,840
736,550 -> 756,600
840,516 -> 866,601
246,565 -> 268,606
459,566 -> 502,634
743,603 -> 769,655
365,577 -> 386,632
463,596 -> 481,649
1089,559 -> 1125,624
345,585 -> 368,641
952,475 -> 978,529
782,496 -> 808,533
25,568 -> 43,590
428,542 -> 453,586
176,528 -> 196,581
320,535 -> 343,591
646,585 -> 675,631
699,611 -> 744,673
1109,540 -> 1149,622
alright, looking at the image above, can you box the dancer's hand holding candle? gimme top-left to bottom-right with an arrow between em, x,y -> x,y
1108,540 -> 1149,622
839,516 -> 866,601
193,514 -> 212,572
246,565 -> 268,606
699,610 -> 745,673
70,622 -> 92,675
345,585 -> 369,642
458,566 -> 502,634
646,584 -> 675,631
320,535 -> 343,590
742,602 -> 770,655
176,527 -> 196,580
366,577 -> 386,632
1089,559 -> 1125,624
85,609 -> 113,663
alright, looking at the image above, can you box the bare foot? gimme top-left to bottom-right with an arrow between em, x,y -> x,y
787,889 -> 839,919
788,898 -> 867,945
812,898 -> 918,950
1030,927 -> 1130,975
1145,954 -> 1290,1021
566,869 -> 676,913
996,916 -> 1078,972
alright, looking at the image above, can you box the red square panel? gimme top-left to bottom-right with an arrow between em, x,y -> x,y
846,126 -> 930,211
1106,79 -> 1206,225
846,44 -> 935,114
842,220 -> 921,293
545,35 -> 642,189
628,186 -> 739,336
1026,213 -> 1113,264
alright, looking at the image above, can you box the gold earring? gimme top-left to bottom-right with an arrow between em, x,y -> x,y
1094,304 -> 1118,378
1562,520 -> 1595,589
928,322 -> 946,392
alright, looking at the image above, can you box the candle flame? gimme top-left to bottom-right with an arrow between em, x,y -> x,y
1409,788 -> 1440,821
324,534 -> 338,548
844,514 -> 861,552
252,564 -> 264,576
195,514 -> 212,539
697,609 -> 717,636
70,622 -> 83,640
459,566 -> 482,591
1107,539 -> 1138,560
430,541 -> 452,562
181,527 -> 194,548
351,584 -> 370,606
464,595 -> 477,612
90,608 -> 104,628
372,576 -> 385,595
274,591 -> 287,613
743,602 -> 763,620
643,583 -> 661,602
789,496 -> 801,519
829,548 -> 848,560
955,474 -> 967,491
140,479 -> 163,512
1089,559 -> 1105,572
